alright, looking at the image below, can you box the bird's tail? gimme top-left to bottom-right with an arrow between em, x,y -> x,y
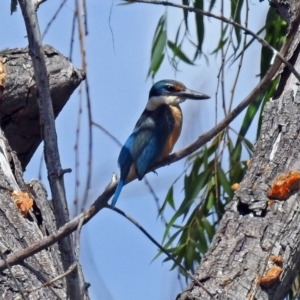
111,178 -> 125,207
112,143 -> 133,207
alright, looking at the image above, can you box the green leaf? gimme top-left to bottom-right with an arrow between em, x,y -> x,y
194,0 -> 204,56
182,0 -> 190,29
148,15 -> 167,78
232,93 -> 263,161
11,0 -> 18,13
147,54 -> 164,79
241,136 -> 254,154
158,186 -> 175,216
261,7 -> 286,78
162,167 -> 211,243
152,228 -> 182,262
208,0 -> 216,12
201,217 -> 215,241
230,0 -> 243,49
217,166 -> 233,197
229,26 -> 265,66
167,41 -> 194,65
210,25 -> 228,55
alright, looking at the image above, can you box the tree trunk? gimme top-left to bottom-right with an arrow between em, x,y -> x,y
0,46 -> 88,299
178,1 -> 300,300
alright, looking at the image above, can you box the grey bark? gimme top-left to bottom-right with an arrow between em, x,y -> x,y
0,45 -> 85,170
0,45 -> 88,299
178,1 -> 300,300
0,130 -> 67,299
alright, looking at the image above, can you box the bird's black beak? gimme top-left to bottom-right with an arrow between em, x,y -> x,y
178,88 -> 210,100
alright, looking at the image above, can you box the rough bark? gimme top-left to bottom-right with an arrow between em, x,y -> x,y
0,45 -> 85,170
178,1 -> 300,300
0,129 -> 67,299
0,45 -> 88,299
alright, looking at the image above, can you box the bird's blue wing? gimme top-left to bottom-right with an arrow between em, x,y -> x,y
129,107 -> 175,179
111,126 -> 160,206
111,135 -> 135,207
131,127 -> 163,179
118,134 -> 135,177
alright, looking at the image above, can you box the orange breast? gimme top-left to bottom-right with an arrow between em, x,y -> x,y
160,105 -> 182,159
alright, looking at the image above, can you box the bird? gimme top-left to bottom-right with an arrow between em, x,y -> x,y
111,79 -> 210,207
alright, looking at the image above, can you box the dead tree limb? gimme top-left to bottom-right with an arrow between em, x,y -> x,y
0,45 -> 85,170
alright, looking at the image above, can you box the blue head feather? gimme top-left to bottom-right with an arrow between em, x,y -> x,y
149,79 -> 185,98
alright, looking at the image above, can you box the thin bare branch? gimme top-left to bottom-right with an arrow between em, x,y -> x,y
74,0 -> 93,212
21,262 -> 63,299
42,0 -> 68,39
228,0 -> 249,113
73,89 -> 83,215
0,249 -> 26,300
111,206 -> 216,299
17,1 -> 85,299
92,121 -> 122,147
26,261 -> 77,297
69,11 -> 77,61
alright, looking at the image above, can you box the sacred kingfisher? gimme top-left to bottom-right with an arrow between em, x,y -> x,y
111,79 -> 210,207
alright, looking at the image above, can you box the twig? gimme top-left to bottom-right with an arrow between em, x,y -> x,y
92,121 -> 122,147
111,206 -> 216,299
69,10 -> 77,61
108,0 -> 117,55
27,261 -> 77,296
22,217 -> 84,298
81,0 -> 88,35
42,0 -> 68,39
80,76 -> 93,211
21,262 -> 63,299
228,0 -> 249,113
0,248 -> 26,300
73,88 -> 83,215
74,0 -> 93,212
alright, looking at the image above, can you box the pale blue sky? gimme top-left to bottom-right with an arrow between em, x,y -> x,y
1,1 -> 269,299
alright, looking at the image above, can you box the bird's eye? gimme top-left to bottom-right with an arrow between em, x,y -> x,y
166,85 -> 173,91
